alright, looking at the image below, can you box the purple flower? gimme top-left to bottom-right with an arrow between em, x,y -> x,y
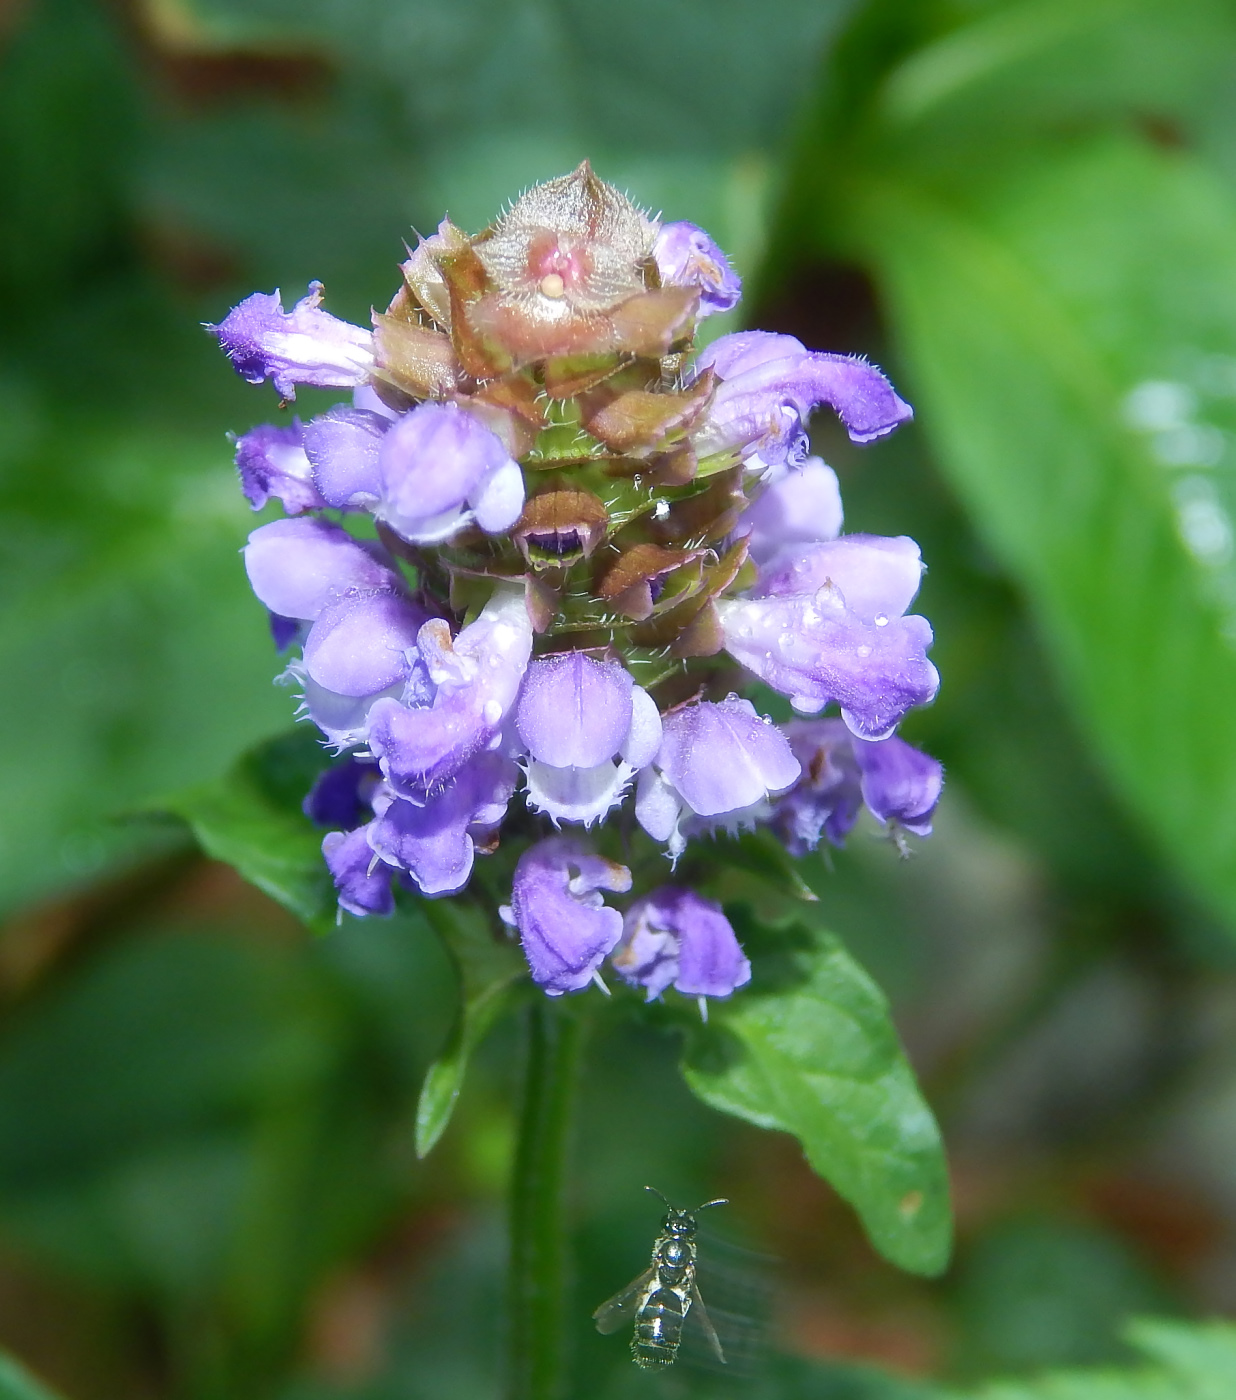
734,456 -> 843,564
376,401 -> 525,545
208,282 -> 374,400
691,331 -> 913,467
612,887 -> 750,1005
718,534 -> 939,740
636,697 -> 801,859
367,585 -> 533,793
503,836 -> 632,995
303,405 -> 388,509
303,754 -> 380,829
298,590 -> 429,749
365,751 -> 518,897
243,518 -> 400,621
233,421 -> 326,514
772,718 -> 942,854
516,653 -> 662,826
652,221 -> 741,319
322,826 -> 396,918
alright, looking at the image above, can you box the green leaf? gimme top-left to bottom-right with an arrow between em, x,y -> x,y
0,1352 -> 64,1400
156,729 -> 336,931
415,898 -> 526,1157
681,926 -> 950,1276
968,1319 -> 1236,1399
849,138 -> 1236,928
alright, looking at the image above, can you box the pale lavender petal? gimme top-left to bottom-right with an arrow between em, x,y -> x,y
652,221 -> 741,318
719,593 -> 939,740
523,759 -> 634,826
244,517 -> 399,621
233,421 -> 325,514
377,401 -> 525,545
208,282 -> 374,400
656,697 -> 800,818
322,825 -> 395,917
304,406 -> 387,509
508,836 -> 631,995
853,734 -> 943,836
756,535 -> 925,622
302,591 -> 425,697
516,653 -> 634,768
621,686 -> 663,769
736,457 -> 843,564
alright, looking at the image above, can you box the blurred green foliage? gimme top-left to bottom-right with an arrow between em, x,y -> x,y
7,0 -> 1236,1396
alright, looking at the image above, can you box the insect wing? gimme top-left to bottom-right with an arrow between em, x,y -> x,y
593,1266 -> 656,1335
689,1282 -> 726,1365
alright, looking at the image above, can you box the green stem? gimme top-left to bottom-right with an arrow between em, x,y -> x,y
507,999 -> 585,1400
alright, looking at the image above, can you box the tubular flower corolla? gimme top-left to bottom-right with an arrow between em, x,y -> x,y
213,163 -> 941,1008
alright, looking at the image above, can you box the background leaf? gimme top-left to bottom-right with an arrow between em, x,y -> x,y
682,925 -> 951,1276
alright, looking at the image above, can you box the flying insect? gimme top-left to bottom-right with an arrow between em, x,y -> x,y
593,1187 -> 728,1369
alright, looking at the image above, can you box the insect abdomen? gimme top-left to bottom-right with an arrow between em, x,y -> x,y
631,1284 -> 687,1368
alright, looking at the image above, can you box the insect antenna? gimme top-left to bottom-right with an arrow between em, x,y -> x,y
693,1198 -> 729,1213
643,1185 -> 672,1208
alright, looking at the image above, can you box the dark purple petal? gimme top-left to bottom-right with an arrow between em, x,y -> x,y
507,836 -> 631,995
516,653 -> 634,768
368,587 -> 533,792
755,535 -> 925,622
853,734 -> 942,836
208,282 -> 374,400
652,221 -> 741,318
269,612 -> 301,651
377,401 -> 524,544
720,590 -> 939,740
233,421 -> 325,514
366,752 -> 517,896
303,755 -> 379,829
244,517 -> 399,621
656,697 -> 800,818
322,824 -> 395,917
735,457 -> 843,564
303,406 -> 388,509
771,718 -> 865,854
301,591 -> 425,697
613,887 -> 750,1001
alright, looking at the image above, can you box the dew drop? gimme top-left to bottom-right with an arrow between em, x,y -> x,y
874,614 -> 888,627
483,700 -> 503,724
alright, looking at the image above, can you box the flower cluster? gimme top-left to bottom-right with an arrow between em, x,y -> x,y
211,164 -> 942,1009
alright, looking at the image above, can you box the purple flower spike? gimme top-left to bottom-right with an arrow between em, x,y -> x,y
505,836 -> 632,995
613,888 -> 751,1003
209,282 -> 374,400
652,222 -> 742,319
377,401 -> 525,544
366,752 -> 518,897
244,518 -> 399,622
636,697 -> 800,858
719,535 -> 939,740
233,421 -> 325,514
736,457 -> 843,564
322,825 -> 396,918
771,719 -> 942,853
368,585 -> 533,792
692,331 -> 913,467
303,406 -> 388,509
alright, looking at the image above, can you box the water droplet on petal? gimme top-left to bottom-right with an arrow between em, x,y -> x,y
483,699 -> 503,724
874,614 -> 889,627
